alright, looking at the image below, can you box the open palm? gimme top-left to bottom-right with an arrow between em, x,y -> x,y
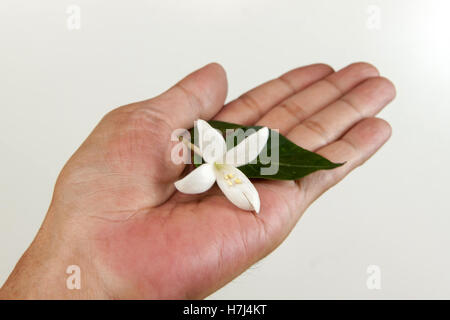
46,62 -> 395,299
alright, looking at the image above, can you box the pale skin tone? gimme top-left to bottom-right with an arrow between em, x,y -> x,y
0,62 -> 395,299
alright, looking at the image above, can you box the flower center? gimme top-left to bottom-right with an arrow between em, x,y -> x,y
214,162 -> 242,187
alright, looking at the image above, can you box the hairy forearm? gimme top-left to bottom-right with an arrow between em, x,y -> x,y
0,210 -> 108,299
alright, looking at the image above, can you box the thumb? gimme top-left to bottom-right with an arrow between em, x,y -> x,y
147,62 -> 228,130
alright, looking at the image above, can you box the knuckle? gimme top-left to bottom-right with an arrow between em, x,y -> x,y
302,118 -> 329,142
126,107 -> 172,133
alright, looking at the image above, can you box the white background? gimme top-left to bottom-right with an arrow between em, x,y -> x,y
1,0 -> 449,299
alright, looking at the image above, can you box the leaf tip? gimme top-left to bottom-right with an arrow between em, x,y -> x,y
333,161 -> 346,168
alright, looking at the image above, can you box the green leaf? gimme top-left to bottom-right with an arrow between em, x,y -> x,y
190,120 -> 344,180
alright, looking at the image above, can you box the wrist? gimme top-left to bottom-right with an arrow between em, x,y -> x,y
0,208 -> 109,299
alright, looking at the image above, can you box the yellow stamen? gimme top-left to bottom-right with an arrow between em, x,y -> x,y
226,180 -> 233,186
234,178 -> 242,184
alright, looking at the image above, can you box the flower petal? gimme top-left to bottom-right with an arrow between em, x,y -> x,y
223,127 -> 269,167
174,163 -> 216,194
215,165 -> 261,213
196,119 -> 226,163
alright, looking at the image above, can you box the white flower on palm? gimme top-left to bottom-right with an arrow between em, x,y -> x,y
174,120 -> 269,213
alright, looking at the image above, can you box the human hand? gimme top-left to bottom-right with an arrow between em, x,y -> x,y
0,62 -> 395,299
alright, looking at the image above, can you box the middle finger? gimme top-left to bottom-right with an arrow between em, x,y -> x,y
256,62 -> 380,134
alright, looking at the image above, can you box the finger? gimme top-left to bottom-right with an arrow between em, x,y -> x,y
257,62 -> 380,134
299,117 -> 392,205
133,63 -> 228,130
287,77 -> 396,151
214,64 -> 334,125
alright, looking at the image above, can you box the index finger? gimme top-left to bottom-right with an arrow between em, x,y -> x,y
214,64 -> 334,125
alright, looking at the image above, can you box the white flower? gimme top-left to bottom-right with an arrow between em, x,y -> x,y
174,120 -> 269,213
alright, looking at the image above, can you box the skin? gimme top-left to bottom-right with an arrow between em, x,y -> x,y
0,62 -> 396,299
